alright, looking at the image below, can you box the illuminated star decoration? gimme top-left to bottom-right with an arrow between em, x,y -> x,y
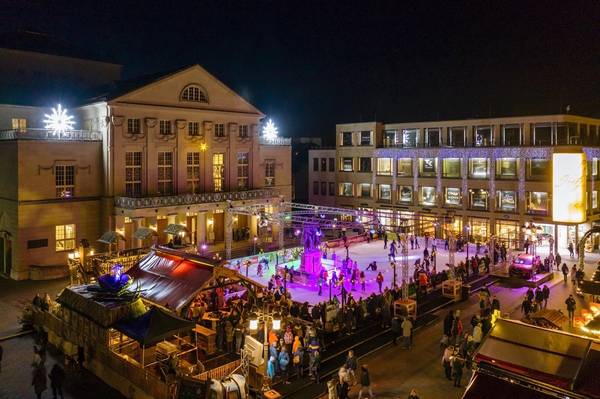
44,104 -> 75,135
262,118 -> 279,141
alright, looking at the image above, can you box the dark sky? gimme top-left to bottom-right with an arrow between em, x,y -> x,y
2,0 -> 600,142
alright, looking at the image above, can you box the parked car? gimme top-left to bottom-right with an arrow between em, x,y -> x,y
509,254 -> 536,279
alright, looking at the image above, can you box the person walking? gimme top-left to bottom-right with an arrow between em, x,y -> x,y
562,263 -> 569,283
278,347 -> 290,384
391,316 -> 401,345
376,272 -> 384,293
337,378 -> 350,399
357,365 -> 373,399
383,233 -> 388,249
566,294 -> 577,326
327,376 -> 338,399
450,353 -> 465,387
472,322 -> 483,346
542,285 -> 550,309
521,295 -> 532,318
293,344 -> 305,379
442,345 -> 454,380
49,364 -> 66,399
555,253 -> 562,270
568,242 -> 575,258
571,265 -> 577,286
311,350 -> 321,383
32,363 -> 47,399
345,350 -> 357,385
402,317 -> 413,349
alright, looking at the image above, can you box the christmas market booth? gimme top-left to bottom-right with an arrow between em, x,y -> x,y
33,247 -> 263,399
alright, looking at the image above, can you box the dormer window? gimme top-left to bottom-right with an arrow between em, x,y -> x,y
180,84 -> 208,103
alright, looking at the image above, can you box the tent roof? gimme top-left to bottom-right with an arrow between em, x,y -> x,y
134,227 -> 158,240
164,224 -> 189,235
98,231 -> 125,244
462,372 -> 557,399
113,307 -> 194,346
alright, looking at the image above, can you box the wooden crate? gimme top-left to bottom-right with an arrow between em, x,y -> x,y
442,279 -> 462,301
394,299 -> 417,319
194,325 -> 216,355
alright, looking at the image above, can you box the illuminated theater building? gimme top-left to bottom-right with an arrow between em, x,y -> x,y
333,114 -> 600,252
0,64 -> 291,280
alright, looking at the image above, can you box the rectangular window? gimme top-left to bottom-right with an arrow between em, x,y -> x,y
27,239 -> 48,249
339,183 -> 354,196
188,121 -> 200,136
214,123 -> 225,137
128,118 -> 141,134
186,152 -> 201,193
402,129 -> 418,147
313,181 -> 319,195
420,186 -> 436,206
469,158 -> 489,179
359,183 -> 372,198
470,189 -> 489,210
358,157 -> 371,173
328,182 -> 335,196
425,128 -> 440,147
239,125 -> 249,138
377,158 -> 393,175
329,158 -> 335,172
533,124 -> 552,146
360,131 -> 372,146
593,158 -> 598,176
341,158 -> 353,172
495,158 -> 518,179
378,184 -> 391,202
11,118 -> 27,132
237,152 -> 249,190
55,165 -> 75,197
212,153 -> 225,192
445,187 -> 461,206
265,159 -> 275,187
158,152 -> 173,195
449,127 -> 466,147
341,131 -> 353,146
419,158 -> 437,177
527,159 -> 549,180
320,182 -> 327,195
502,125 -> 521,146
398,186 -> 413,203
313,158 -> 319,171
55,224 -> 76,252
321,158 -> 327,171
442,158 -> 461,178
497,190 -> 517,212
397,159 -> 412,177
527,192 -> 549,214
593,191 -> 598,209
125,152 -> 142,197
556,123 -> 578,145
474,126 -> 492,147
383,130 -> 397,147
159,120 -> 172,135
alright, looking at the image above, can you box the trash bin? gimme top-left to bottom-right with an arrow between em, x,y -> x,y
461,284 -> 471,301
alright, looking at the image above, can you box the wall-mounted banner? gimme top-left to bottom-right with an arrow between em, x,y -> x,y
552,152 -> 586,223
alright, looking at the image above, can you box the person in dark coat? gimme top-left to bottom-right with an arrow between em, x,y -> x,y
337,379 -> 350,399
358,365 -> 373,399
391,316 -> 401,345
32,363 -> 47,399
451,353 -> 465,387
562,263 -> 569,282
443,311 -> 454,338
542,285 -> 550,308
49,364 -> 66,399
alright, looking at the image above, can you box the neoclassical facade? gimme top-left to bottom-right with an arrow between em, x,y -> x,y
0,65 -> 291,280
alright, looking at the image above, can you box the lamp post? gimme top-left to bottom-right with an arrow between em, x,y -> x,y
248,309 -> 281,378
253,235 -> 258,255
466,224 -> 471,261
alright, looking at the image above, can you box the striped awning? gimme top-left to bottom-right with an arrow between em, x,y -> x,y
134,227 -> 158,240
164,224 -> 189,235
97,231 -> 125,244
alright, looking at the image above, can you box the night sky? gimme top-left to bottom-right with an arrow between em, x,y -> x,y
2,1 -> 599,143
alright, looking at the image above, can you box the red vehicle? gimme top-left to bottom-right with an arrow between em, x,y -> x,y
508,254 -> 537,279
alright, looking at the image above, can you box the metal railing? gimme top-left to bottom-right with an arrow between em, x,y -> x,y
115,188 -> 279,209
0,128 -> 102,141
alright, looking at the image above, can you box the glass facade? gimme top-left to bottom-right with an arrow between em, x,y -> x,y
469,158 -> 489,179
359,157 -> 371,172
449,127 -> 466,147
419,158 -> 437,177
425,128 -> 440,147
398,186 -> 413,203
402,129 -> 418,147
474,126 -> 492,146
442,158 -> 461,178
469,189 -> 489,210
397,159 -> 412,176
340,182 -> 354,196
359,183 -> 372,198
420,186 -> 436,206
502,125 -> 521,146
444,187 -> 461,206
378,184 -> 392,202
527,191 -> 549,214
496,190 -> 517,212
377,158 -> 393,175
496,158 -> 518,179
527,159 -> 549,180
341,157 -> 353,172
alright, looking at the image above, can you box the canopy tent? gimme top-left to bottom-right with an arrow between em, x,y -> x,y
164,224 -> 189,235
462,372 -> 557,399
134,227 -> 158,241
472,318 -> 600,398
98,231 -> 126,245
113,306 -> 194,346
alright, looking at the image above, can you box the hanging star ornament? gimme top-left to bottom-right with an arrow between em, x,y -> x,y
44,104 -> 75,135
262,118 -> 279,141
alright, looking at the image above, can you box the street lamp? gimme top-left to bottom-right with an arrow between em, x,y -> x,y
248,309 -> 282,379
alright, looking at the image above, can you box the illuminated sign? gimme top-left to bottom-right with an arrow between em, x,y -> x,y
262,118 -> 278,141
44,104 -> 75,134
552,152 -> 586,223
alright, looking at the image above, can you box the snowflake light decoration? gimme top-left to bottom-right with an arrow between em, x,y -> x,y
44,104 -> 75,135
262,118 -> 279,141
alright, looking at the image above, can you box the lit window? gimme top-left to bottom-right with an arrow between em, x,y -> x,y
159,120 -> 172,135
402,129 -> 418,147
11,118 -> 27,132
341,158 -> 353,172
592,158 -> 598,176
186,152 -> 200,193
127,118 -> 141,134
377,158 -> 392,176
341,132 -> 353,146
55,224 -> 76,252
214,123 -> 225,137
474,126 -> 492,147
527,159 -> 549,180
527,192 -> 548,214
125,152 -> 142,197
55,165 -> 75,197
265,159 -> 275,187
188,121 -> 200,136
383,130 -> 397,147
593,191 -> 598,209
419,158 -> 437,177
445,188 -> 461,206
339,183 -> 354,197
533,124 -> 552,146
397,159 -> 412,176
496,190 -> 517,212
470,189 -> 489,210
359,183 -> 372,198
158,152 -> 173,195
442,158 -> 461,178
469,158 -> 488,179
212,153 -> 225,192
360,131 -> 372,146
420,187 -> 436,206
398,186 -> 413,203
180,85 -> 208,103
237,152 -> 249,190
239,125 -> 249,138
378,184 -> 392,202
496,158 -> 517,179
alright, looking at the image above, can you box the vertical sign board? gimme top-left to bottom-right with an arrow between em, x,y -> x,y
552,152 -> 586,223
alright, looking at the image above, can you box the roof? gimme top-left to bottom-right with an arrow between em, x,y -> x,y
98,231 -> 126,244
462,372 -> 556,399
113,306 -> 194,346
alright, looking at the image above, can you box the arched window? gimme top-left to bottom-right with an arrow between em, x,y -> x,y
180,84 -> 208,103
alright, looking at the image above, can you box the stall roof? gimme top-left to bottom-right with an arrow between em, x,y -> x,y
462,372 -> 557,399
113,307 -> 194,346
98,231 -> 125,244
164,224 -> 188,235
134,227 -> 158,240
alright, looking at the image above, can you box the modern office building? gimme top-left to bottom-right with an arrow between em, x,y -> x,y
335,115 -> 600,253
0,63 -> 291,280
308,148 -> 336,206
